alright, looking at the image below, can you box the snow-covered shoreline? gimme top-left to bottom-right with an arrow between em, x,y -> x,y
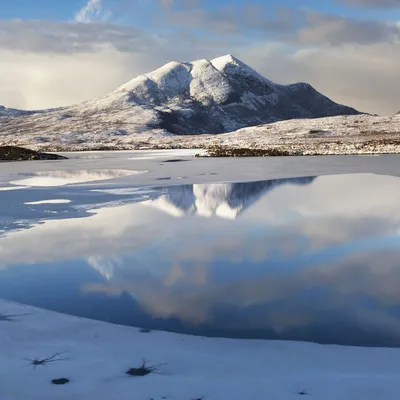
2,298 -> 400,400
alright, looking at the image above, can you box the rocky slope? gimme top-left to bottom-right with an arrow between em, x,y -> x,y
0,55 -> 362,151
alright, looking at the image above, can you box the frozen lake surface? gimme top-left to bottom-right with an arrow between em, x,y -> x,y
1,151 -> 400,347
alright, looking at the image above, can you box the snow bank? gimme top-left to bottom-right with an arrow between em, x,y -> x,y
2,299 -> 400,400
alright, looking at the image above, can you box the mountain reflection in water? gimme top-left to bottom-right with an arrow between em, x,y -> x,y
1,174 -> 400,347
145,177 -> 315,219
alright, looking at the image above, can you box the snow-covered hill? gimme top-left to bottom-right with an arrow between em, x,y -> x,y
112,54 -> 359,135
0,55 -> 365,151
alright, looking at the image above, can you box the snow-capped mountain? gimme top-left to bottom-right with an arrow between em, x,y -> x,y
145,177 -> 316,220
0,55 -> 361,150
101,54 -> 360,135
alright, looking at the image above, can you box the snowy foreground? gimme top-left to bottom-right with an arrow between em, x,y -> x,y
2,299 -> 400,400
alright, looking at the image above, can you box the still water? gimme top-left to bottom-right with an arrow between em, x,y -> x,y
1,173 -> 400,347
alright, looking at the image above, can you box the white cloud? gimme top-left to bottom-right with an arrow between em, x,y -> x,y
0,47 -> 142,109
75,0 -> 110,23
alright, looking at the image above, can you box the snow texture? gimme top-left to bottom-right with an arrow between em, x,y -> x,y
2,299 -> 400,400
24,199 -> 72,205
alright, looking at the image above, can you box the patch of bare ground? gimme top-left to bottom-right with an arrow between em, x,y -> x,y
200,138 -> 400,157
202,146 -> 298,157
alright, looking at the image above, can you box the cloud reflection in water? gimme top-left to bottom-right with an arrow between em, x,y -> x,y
1,173 -> 400,346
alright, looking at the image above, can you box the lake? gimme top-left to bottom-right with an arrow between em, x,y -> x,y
1,172 -> 400,347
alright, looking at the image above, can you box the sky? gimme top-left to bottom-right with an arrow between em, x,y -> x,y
1,0 -> 400,114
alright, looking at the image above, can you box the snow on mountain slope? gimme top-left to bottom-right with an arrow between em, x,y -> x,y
0,105 -> 62,117
109,54 -> 360,135
0,55 -> 363,150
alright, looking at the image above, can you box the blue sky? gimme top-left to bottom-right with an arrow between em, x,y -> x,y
1,0 -> 79,20
1,0 -> 400,113
2,0 -> 398,23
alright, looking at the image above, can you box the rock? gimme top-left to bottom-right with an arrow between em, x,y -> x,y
0,146 -> 68,161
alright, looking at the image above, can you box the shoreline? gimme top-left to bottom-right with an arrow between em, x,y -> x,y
6,139 -> 400,157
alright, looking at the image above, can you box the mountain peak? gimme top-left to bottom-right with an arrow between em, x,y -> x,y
211,54 -> 260,74
211,54 -> 240,66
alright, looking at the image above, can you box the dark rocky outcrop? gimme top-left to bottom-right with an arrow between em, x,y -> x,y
0,146 -> 67,161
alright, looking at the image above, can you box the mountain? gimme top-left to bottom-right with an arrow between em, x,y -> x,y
144,177 -> 316,220
105,54 -> 360,135
0,55 -> 362,150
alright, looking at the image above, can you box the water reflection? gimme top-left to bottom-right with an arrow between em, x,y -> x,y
145,177 -> 315,219
10,169 -> 146,187
1,173 -> 400,347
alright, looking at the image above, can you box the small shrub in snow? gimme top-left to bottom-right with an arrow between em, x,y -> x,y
25,352 -> 69,369
126,360 -> 164,377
